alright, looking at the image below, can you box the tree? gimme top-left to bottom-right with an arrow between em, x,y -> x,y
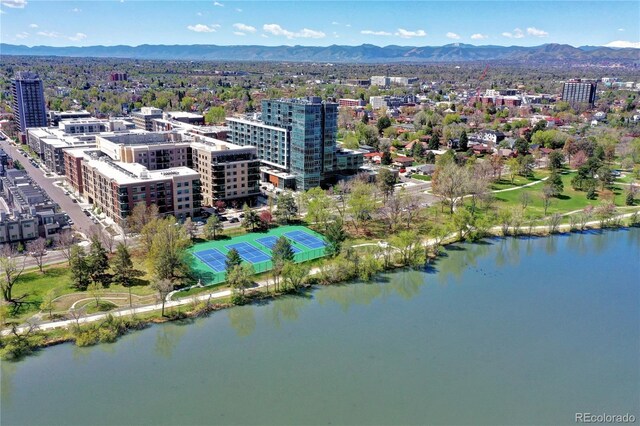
111,243 -> 137,307
432,161 -> 470,214
271,236 -> 295,292
325,219 -> 346,256
69,245 -> 90,291
86,234 -> 110,288
347,181 -> 376,232
282,262 -> 309,291
459,130 -> 469,151
541,184 -> 555,215
183,217 -> 197,240
0,246 -> 27,308
40,289 -> 56,319
597,166 -> 613,190
514,138 -> 529,155
203,215 -> 223,240
428,134 -> 440,150
205,106 -> 225,124
390,230 -> 419,265
547,171 -> 564,196
129,203 -> 160,233
275,192 -> 298,224
517,155 -> 535,177
55,229 -> 75,265
548,150 -> 564,171
26,237 -> 47,273
519,192 -> 531,210
242,205 -> 260,232
377,168 -> 396,201
380,150 -> 392,165
226,264 -> 254,297
152,278 -> 174,317
147,218 -> 192,283
259,210 -> 273,229
302,187 -> 332,228
225,248 -> 242,272
376,116 -> 391,134
506,157 -> 519,184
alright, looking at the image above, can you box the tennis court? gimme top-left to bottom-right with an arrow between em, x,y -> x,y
189,225 -> 327,285
193,248 -> 227,272
285,230 -> 326,249
256,236 -> 302,253
226,242 -> 271,263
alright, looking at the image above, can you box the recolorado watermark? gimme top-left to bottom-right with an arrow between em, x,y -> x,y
576,413 -> 636,423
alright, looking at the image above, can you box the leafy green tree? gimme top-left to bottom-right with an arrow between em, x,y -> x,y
227,264 -> 254,298
514,138 -> 529,155
517,155 -> 535,177
380,150 -> 392,165
275,192 -> 298,224
111,243 -> 139,307
597,166 -> 613,190
69,245 -> 91,291
203,215 -> 223,240
376,116 -> 391,134
242,204 -> 260,231
282,262 -> 309,291
347,181 -> 376,232
87,234 -> 110,288
302,187 -> 332,228
547,171 -> 564,197
147,218 -> 192,283
377,168 -> 396,201
225,248 -> 242,272
205,106 -> 225,124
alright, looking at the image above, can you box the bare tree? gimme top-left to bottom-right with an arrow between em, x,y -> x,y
432,162 -> 470,214
183,217 -> 197,240
55,229 -> 75,265
0,246 -> 27,311
519,192 -> 531,210
27,237 -> 47,273
547,213 -> 562,234
152,279 -> 174,317
102,228 -> 116,254
541,185 -> 554,216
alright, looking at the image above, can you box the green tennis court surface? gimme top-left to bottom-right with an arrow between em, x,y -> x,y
189,225 -> 327,285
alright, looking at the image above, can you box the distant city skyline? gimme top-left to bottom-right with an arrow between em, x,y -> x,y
0,0 -> 638,49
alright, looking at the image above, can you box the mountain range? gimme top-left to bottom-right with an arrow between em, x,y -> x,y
1,43 -> 638,63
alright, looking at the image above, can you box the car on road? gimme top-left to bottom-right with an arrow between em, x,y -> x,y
219,215 -> 228,222
83,210 -> 91,217
72,199 -> 78,203
229,217 -> 240,223
91,218 -> 99,224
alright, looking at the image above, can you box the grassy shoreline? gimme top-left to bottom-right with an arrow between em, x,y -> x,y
2,214 -> 639,362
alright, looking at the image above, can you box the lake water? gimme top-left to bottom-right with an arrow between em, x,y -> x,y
2,229 -> 639,425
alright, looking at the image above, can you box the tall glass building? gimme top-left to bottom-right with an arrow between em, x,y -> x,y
227,97 -> 343,191
561,79 -> 597,106
12,72 -> 47,136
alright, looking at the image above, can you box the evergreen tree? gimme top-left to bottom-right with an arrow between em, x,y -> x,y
325,219 -> 346,256
271,237 -> 295,292
428,134 -> 440,150
69,246 -> 90,291
275,193 -> 298,224
111,243 -> 137,307
86,234 -> 110,288
459,130 -> 469,151
203,215 -> 223,240
225,248 -> 242,272
380,150 -> 392,165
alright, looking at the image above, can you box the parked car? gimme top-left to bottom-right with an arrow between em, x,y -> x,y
83,210 -> 91,217
229,217 -> 240,223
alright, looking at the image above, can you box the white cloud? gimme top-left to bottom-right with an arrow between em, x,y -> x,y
361,30 -> 392,36
446,32 -> 460,40
70,7 -> 80,12
15,31 -> 29,39
263,24 -> 325,39
29,23 -> 38,28
526,27 -> 548,37
196,12 -> 202,16
68,32 -> 87,41
345,24 -> 351,28
617,28 -> 625,32
213,1 -> 223,6
235,8 -> 242,12
260,34 -> 269,38
471,33 -> 488,40
395,28 -> 427,38
233,32 -> 245,36
37,31 -> 61,38
604,40 -> 640,48
233,23 -> 256,33
332,21 -> 339,25
502,28 -> 524,39
187,24 -> 217,33
0,8 -> 5,13
0,0 -> 27,9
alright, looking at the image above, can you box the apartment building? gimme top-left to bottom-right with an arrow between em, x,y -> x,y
561,79 -> 597,106
12,72 -> 47,138
131,107 -> 163,131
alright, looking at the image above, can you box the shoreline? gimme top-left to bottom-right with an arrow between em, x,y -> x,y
1,216 -> 639,361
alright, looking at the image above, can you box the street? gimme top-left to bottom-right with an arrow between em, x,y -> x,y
0,138 -> 96,237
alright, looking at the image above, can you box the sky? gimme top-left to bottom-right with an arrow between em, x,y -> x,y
1,0 -> 639,48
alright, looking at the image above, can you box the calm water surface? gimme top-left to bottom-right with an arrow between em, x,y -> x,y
1,230 -> 639,425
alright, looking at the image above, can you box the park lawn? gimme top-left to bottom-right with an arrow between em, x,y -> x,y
490,170 -> 546,191
493,172 -> 628,217
411,174 -> 431,182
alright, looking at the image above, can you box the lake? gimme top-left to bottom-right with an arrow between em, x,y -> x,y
2,229 -> 639,425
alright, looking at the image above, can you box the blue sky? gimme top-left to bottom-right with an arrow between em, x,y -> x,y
1,1 -> 638,48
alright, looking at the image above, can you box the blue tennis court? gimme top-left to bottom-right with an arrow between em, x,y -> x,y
256,236 -> 302,253
226,242 -> 271,263
285,230 -> 326,249
193,248 -> 227,272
